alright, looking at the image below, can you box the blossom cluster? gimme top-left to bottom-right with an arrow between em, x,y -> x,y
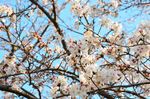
70,0 -> 121,17
50,20 -> 150,98
101,17 -> 122,34
50,30 -> 124,98
0,0 -> 149,98
128,21 -> 150,58
0,5 -> 16,23
0,55 -> 25,76
0,5 -> 13,16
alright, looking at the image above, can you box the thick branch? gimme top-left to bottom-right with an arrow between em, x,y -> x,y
29,0 -> 70,55
0,85 -> 37,99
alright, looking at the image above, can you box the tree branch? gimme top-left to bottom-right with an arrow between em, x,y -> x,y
0,85 -> 38,99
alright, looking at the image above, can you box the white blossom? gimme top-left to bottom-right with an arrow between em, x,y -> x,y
4,55 -> 16,66
53,76 -> 67,87
55,46 -> 62,53
69,83 -> 79,97
97,68 -> 121,84
84,64 -> 97,77
101,17 -> 113,28
111,22 -> 122,33
50,86 -> 59,98
110,0 -> 120,9
0,5 -> 13,16
42,0 -> 48,5
79,72 -> 88,84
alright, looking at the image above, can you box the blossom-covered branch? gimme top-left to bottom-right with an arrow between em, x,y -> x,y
0,0 -> 149,98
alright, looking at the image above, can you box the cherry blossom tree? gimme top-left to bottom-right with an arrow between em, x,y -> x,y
0,0 -> 150,99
